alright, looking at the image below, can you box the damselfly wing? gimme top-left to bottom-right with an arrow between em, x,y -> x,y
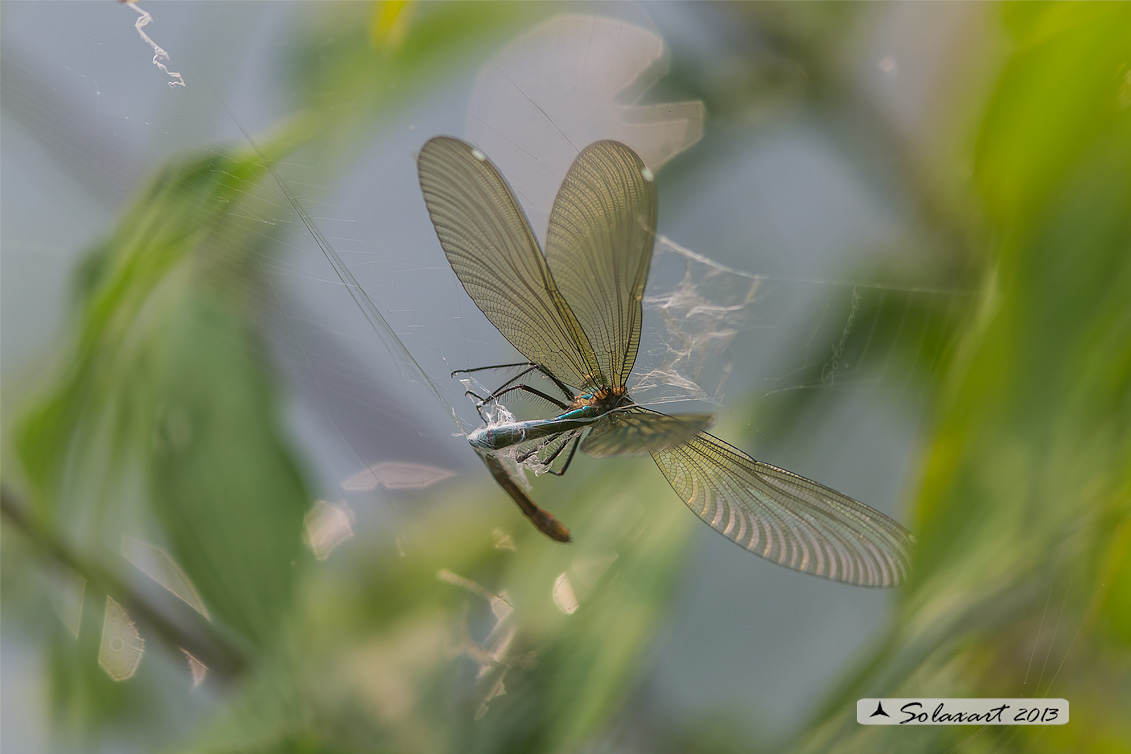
418,137 -> 914,587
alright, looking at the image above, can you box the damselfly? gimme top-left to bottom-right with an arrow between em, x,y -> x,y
418,137 -> 914,587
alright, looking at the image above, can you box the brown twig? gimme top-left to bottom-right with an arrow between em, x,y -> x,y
1,482 -> 248,683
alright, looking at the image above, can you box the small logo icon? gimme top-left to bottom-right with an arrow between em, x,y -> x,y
869,701 -> 890,718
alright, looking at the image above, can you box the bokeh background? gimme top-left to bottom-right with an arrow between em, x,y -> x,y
2,2 -> 1128,753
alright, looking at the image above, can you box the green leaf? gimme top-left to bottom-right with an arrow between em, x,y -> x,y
13,134 -> 313,652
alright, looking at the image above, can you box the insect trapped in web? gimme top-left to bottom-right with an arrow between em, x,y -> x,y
418,136 -> 915,588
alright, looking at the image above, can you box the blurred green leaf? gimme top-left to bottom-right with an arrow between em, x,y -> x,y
798,5 -> 1131,751
12,127 -> 314,657
977,3 -> 1131,226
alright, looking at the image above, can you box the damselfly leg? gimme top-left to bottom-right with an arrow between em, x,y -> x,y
453,361 -> 576,419
514,431 -> 582,476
